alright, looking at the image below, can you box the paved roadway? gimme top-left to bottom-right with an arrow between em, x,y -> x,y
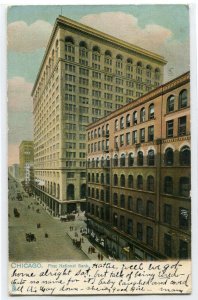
8,176 -> 88,261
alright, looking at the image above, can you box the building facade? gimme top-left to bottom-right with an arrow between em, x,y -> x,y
86,72 -> 190,260
19,141 -> 34,185
32,15 -> 166,215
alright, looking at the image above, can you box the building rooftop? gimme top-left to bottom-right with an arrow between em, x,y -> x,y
32,15 -> 167,95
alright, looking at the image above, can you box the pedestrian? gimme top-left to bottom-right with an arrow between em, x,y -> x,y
88,246 -> 91,254
98,253 -> 101,260
82,237 -> 84,243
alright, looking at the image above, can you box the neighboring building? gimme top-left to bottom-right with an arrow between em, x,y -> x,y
31,15 -> 166,215
19,141 -> 34,185
12,164 -> 19,179
86,72 -> 190,260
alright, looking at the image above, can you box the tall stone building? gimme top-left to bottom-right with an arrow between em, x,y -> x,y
19,141 -> 34,185
86,72 -> 190,260
32,15 -> 166,215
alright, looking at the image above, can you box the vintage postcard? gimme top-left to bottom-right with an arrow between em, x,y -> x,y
7,4 -> 192,295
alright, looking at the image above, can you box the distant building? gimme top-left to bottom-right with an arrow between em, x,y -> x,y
12,164 -> 19,179
86,72 -> 190,260
32,15 -> 166,216
19,141 -> 34,185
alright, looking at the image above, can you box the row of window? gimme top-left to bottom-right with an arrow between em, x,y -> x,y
88,145 -> 190,167
87,204 -> 189,258
65,38 -> 161,75
167,90 -> 188,112
88,174 -> 155,192
88,151 -> 155,167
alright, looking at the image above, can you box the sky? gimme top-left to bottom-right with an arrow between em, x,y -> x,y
7,4 -> 190,165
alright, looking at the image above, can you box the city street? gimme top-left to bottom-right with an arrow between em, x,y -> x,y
8,176 -> 108,262
8,176 -> 88,261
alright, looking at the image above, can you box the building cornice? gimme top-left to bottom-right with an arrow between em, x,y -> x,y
32,15 -> 166,96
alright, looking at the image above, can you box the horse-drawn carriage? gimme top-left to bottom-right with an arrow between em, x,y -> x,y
60,214 -> 75,222
26,233 -> 36,242
13,208 -> 20,217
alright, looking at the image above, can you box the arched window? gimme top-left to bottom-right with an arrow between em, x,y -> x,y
94,129 -> 97,138
164,148 -> 174,166
137,151 -> 144,166
120,215 -> 125,231
146,65 -> 152,77
98,127 -> 101,137
104,50 -> 112,65
113,193 -> 118,206
113,174 -> 118,186
101,157 -> 104,167
113,154 -> 118,167
133,111 -> 137,125
120,194 -> 125,208
116,54 -> 123,68
167,95 -> 175,113
106,124 -> 109,135
88,173 -> 90,182
57,184 -> 60,199
96,157 -> 100,167
147,175 -> 154,192
79,41 -> 88,58
101,173 -> 104,184
155,68 -> 160,80
91,173 -> 95,182
120,174 -> 125,187
120,153 -> 126,167
148,104 -> 154,120
128,175 -> 133,188
164,176 -> 173,194
128,153 -> 134,166
140,107 -> 146,122
146,201 -> 154,218
92,158 -> 95,168
128,196 -> 133,210
179,89 -> 187,109
115,119 -> 118,131
91,188 -> 95,198
80,184 -> 86,199
147,149 -> 155,166
136,61 -> 142,74
65,36 -> 75,53
126,114 -> 130,127
179,177 -> 190,197
113,213 -> 118,227
87,187 -> 90,197
120,117 -> 124,129
180,146 -> 190,166
67,184 -> 75,200
136,198 -> 143,214
137,175 -> 143,190
106,156 -> 110,167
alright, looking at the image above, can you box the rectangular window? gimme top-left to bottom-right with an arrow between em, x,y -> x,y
164,234 -> 172,257
166,120 -> 174,137
179,207 -> 189,229
92,99 -> 101,107
80,172 -> 86,178
79,97 -> 89,104
137,223 -> 143,241
140,128 -> 145,143
148,125 -> 154,141
164,204 -> 172,225
132,130 -> 137,144
67,172 -> 75,178
178,116 -> 186,136
120,134 -> 124,146
146,226 -> 153,247
179,240 -> 188,259
127,219 -> 133,234
126,132 -> 130,145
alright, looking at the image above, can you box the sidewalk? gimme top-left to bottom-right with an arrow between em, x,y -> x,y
65,217 -> 109,261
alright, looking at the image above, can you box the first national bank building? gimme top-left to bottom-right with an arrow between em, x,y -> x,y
32,15 -> 166,215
